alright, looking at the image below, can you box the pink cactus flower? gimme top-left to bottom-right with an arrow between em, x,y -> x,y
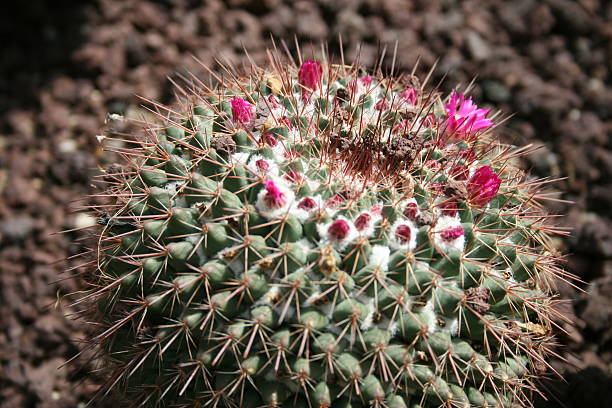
326,193 -> 345,208
467,166 -> 502,206
440,225 -> 464,241
354,213 -> 371,231
261,132 -> 278,147
267,94 -> 280,109
445,92 -> 493,139
393,119 -> 411,134
395,224 -> 412,244
284,170 -> 302,183
359,76 -> 373,87
403,202 -> 418,220
400,87 -> 418,105
262,179 -> 286,209
297,197 -> 317,211
328,219 -> 350,241
424,159 -> 441,169
230,97 -> 253,125
440,201 -> 458,217
284,151 -> 300,161
422,113 -> 437,128
370,204 -> 383,215
255,159 -> 270,173
278,115 -> 293,130
375,98 -> 389,111
298,60 -> 323,92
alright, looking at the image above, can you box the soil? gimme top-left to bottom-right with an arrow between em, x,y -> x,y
2,0 -> 612,407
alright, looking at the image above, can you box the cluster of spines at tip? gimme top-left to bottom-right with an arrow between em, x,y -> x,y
76,51 -> 570,408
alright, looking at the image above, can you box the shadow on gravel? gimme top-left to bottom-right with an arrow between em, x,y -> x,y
0,0 -> 95,115
535,366 -> 612,408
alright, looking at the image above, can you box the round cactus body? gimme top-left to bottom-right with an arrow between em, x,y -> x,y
84,54 -> 562,408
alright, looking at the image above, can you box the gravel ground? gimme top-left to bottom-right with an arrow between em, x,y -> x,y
2,0 -> 612,407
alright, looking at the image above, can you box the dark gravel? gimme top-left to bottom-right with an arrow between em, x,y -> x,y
1,0 -> 612,406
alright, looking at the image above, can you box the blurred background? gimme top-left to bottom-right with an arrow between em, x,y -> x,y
1,0 -> 611,406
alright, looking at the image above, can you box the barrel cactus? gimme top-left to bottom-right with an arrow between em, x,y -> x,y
83,53 -> 563,408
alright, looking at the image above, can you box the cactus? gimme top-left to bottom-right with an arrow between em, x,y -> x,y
81,52 -> 565,408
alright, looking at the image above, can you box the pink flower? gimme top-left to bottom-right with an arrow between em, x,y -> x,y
326,193 -> 345,208
255,159 -> 270,173
393,119 -> 411,134
261,132 -> 278,147
400,87 -> 418,105
440,201 -> 458,217
284,170 -> 302,183
262,180 -> 286,209
422,113 -> 437,128
467,166 -> 502,206
445,92 -> 493,139
374,98 -> 389,110
395,224 -> 412,244
297,197 -> 317,211
230,97 -> 253,125
439,225 -> 464,241
403,202 -> 418,220
298,60 -> 323,92
424,159 -> 441,169
370,204 -> 383,215
328,219 -> 350,241
267,94 -> 280,109
354,213 -> 371,231
359,76 -> 373,87
278,115 -> 293,130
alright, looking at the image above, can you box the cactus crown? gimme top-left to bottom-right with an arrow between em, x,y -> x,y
80,50 -> 565,408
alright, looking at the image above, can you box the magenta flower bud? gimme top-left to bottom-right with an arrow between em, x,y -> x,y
279,115 -> 293,130
395,224 -> 412,244
297,197 -> 317,211
445,91 -> 493,139
328,219 -> 350,241
354,213 -> 371,231
393,119 -> 411,134
400,87 -> 418,105
403,202 -> 418,220
423,113 -> 437,128
261,132 -> 278,147
230,97 -> 253,125
326,193 -> 345,208
459,148 -> 476,162
440,225 -> 464,241
468,166 -> 502,206
284,170 -> 302,183
424,159 -> 441,169
255,159 -> 269,173
359,76 -> 373,87
267,94 -> 280,109
370,204 -> 383,215
440,201 -> 458,217
374,99 -> 389,111
298,60 -> 323,91
262,180 -> 286,209
284,150 -> 299,161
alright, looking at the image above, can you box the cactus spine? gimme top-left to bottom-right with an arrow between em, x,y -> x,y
81,51 -> 564,408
